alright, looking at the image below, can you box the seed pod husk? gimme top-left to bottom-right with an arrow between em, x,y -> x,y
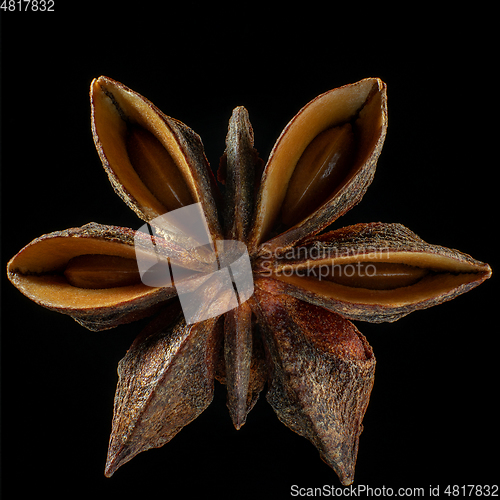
91,76 -> 222,240
105,313 -> 222,477
6,223 -> 208,330
259,222 -> 491,323
249,78 -> 387,255
252,278 -> 375,486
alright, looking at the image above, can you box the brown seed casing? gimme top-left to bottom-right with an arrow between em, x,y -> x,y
6,77 -> 491,485
6,223 -> 206,330
91,76 -> 222,240
260,222 -> 491,323
319,262 -> 429,290
252,278 -> 375,486
249,78 -> 387,255
64,254 -> 142,289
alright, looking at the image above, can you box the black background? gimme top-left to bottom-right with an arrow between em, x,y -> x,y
1,5 -> 498,499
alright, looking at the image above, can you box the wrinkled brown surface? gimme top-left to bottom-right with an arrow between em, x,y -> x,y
7,77 -> 491,485
220,106 -> 260,242
260,222 -> 491,323
252,279 -> 375,485
105,312 -> 221,477
223,303 -> 266,428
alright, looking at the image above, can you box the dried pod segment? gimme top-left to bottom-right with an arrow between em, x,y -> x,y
263,223 -> 491,323
105,314 -> 221,477
251,279 -> 375,486
91,76 -> 222,239
223,303 -> 266,429
6,223 -> 205,330
219,106 -> 261,241
218,107 -> 267,428
249,78 -> 387,255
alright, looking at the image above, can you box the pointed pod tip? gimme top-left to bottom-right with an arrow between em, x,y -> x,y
94,75 -> 113,85
320,453 -> 355,486
484,263 -> 493,279
90,76 -> 107,103
90,75 -> 106,92
104,439 -> 131,479
233,418 -> 246,431
104,449 -> 119,478
340,476 -> 355,487
104,467 -> 115,479
104,445 -> 131,478
230,105 -> 249,118
227,106 -> 253,140
90,75 -> 122,98
229,407 -> 248,431
104,460 -> 116,478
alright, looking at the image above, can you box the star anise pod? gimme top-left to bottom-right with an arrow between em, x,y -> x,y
6,76 -> 491,485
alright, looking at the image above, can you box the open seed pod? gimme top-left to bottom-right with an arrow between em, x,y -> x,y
249,78 -> 387,255
6,223 -> 209,331
258,222 -> 491,323
91,76 -> 222,240
6,76 -> 492,486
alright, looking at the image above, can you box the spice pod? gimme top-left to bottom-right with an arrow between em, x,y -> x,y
249,78 -> 387,255
252,278 -> 376,486
6,77 -> 491,486
6,222 -> 208,330
259,222 -> 491,323
91,76 -> 222,240
105,313 -> 222,477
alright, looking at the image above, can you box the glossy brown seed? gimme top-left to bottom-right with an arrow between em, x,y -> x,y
314,262 -> 429,290
64,254 -> 142,289
281,123 -> 355,227
126,125 -> 193,211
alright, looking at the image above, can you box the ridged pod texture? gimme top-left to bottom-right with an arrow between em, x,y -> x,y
7,77 -> 491,484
